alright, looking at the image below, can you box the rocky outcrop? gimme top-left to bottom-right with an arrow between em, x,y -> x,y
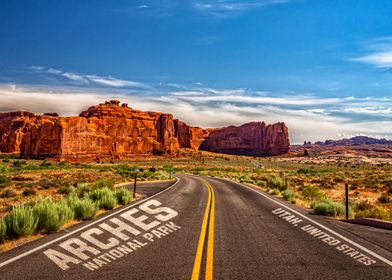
0,100 -> 290,159
174,120 -> 214,150
199,122 -> 290,156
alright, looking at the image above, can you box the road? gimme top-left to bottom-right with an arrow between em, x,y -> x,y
0,174 -> 391,279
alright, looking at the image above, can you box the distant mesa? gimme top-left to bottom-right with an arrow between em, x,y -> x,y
307,136 -> 392,146
0,100 -> 290,160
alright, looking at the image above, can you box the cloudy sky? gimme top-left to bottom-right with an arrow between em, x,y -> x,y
1,0 -> 392,144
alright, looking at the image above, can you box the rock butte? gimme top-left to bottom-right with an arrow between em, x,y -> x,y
0,100 -> 290,160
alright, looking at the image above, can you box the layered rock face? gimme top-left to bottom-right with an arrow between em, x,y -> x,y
0,100 -> 290,159
199,122 -> 290,156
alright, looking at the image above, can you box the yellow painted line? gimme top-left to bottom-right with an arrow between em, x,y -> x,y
205,180 -> 215,280
191,179 -> 212,280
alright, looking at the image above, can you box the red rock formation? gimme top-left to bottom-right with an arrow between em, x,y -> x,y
199,122 -> 290,156
0,100 -> 290,159
0,111 -> 35,153
174,120 -> 213,149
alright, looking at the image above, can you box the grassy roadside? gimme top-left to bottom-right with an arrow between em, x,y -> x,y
0,150 -> 391,251
190,167 -> 392,221
0,159 -> 176,251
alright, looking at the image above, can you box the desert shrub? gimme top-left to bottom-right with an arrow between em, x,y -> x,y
40,160 -> 52,167
5,205 -> 37,237
0,218 -> 7,243
256,180 -> 267,188
302,185 -> 324,201
66,192 -> 80,209
115,188 -> 133,205
33,198 -> 73,233
298,168 -> 316,174
12,160 -> 26,168
355,206 -> 391,221
0,174 -> 11,184
270,188 -> 280,195
282,189 -> 296,203
312,198 -> 345,217
76,183 -> 91,197
89,187 -> 117,210
0,164 -> 10,172
138,170 -> 170,181
355,200 -> 373,211
378,193 -> 391,204
73,198 -> 98,220
91,178 -> 115,190
115,164 -> 140,178
239,174 -> 255,184
267,177 -> 288,191
0,188 -> 17,198
22,188 -> 37,196
58,185 -> 75,195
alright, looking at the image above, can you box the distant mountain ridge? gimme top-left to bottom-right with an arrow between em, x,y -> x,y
308,136 -> 392,146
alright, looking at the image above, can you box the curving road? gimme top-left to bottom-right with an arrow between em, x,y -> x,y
0,174 -> 391,279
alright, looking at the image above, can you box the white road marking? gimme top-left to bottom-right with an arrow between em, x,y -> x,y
0,178 -> 180,269
219,177 -> 392,268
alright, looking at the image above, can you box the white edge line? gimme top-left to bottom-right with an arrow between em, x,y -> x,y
217,177 -> 392,267
0,177 -> 180,268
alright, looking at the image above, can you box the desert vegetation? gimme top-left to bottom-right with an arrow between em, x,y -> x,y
0,177 -> 134,247
0,149 -> 391,249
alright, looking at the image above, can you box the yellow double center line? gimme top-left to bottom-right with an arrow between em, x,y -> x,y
191,178 -> 215,280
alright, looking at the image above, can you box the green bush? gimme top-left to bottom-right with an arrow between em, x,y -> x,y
0,218 -> 7,243
312,198 -> 345,217
91,178 -> 115,190
297,168 -> 316,174
0,164 -> 10,173
58,185 -> 75,195
267,177 -> 288,191
116,188 -> 133,205
256,180 -> 267,188
5,205 -> 38,237
302,185 -> 324,201
115,164 -> 140,178
89,187 -> 117,210
270,188 -> 280,195
76,183 -> 91,197
282,189 -> 296,203
73,198 -> 98,220
355,206 -> 391,221
0,174 -> 11,184
33,198 -> 73,233
65,192 -> 80,209
12,160 -> 26,168
239,174 -> 255,184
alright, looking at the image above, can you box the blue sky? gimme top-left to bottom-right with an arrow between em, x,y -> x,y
1,0 -> 392,143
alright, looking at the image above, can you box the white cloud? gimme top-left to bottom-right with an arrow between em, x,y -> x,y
351,37 -> 392,68
352,51 -> 392,68
28,66 -> 150,89
1,83 -> 391,144
85,75 -> 150,88
193,0 -> 290,17
62,72 -> 89,84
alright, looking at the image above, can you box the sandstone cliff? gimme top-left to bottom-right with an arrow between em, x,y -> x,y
199,122 -> 290,156
0,100 -> 290,159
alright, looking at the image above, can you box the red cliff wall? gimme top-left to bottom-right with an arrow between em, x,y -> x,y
0,100 -> 290,159
198,122 -> 290,156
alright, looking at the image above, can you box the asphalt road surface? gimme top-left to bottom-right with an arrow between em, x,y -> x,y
0,174 -> 391,279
